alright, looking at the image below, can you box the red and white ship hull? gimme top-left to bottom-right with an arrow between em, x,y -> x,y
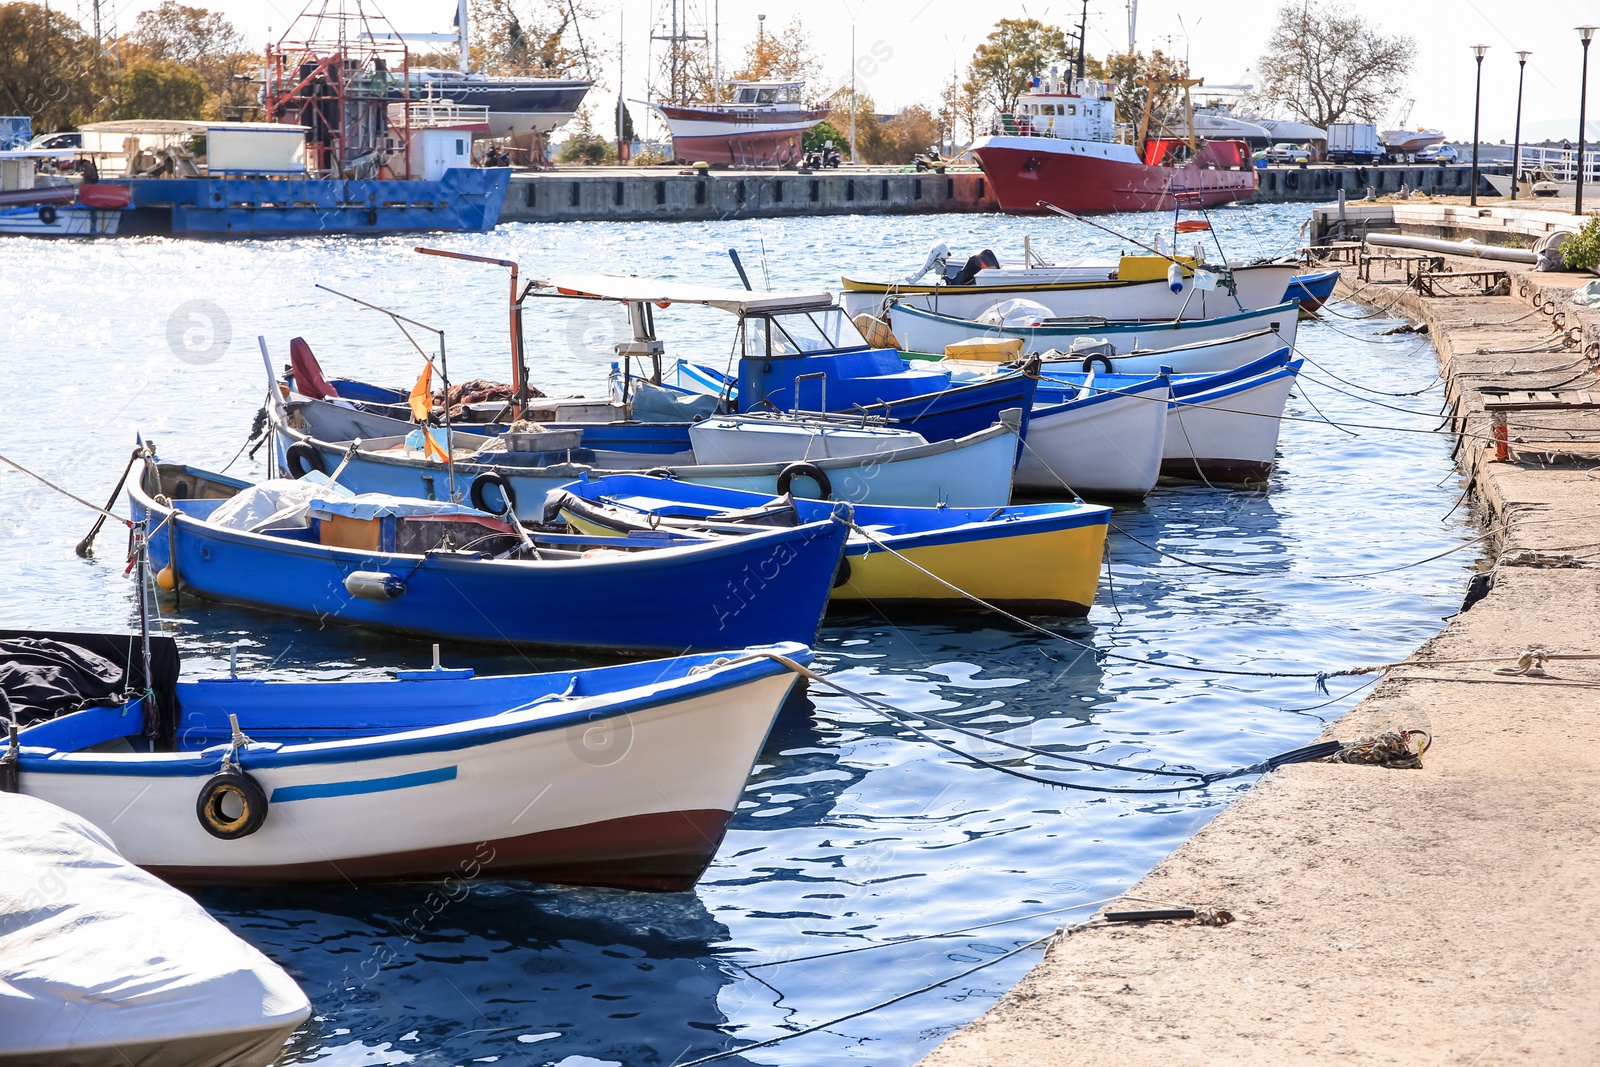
653,104 -> 829,166
972,134 -> 1258,215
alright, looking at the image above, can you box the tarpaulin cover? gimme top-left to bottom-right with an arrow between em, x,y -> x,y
0,793 -> 310,1066
0,630 -> 179,727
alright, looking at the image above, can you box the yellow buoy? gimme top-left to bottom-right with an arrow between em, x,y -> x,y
156,565 -> 176,591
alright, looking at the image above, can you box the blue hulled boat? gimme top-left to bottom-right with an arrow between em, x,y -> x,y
128,457 -> 848,654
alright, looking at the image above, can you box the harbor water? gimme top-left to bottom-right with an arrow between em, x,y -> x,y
0,204 -> 1474,1066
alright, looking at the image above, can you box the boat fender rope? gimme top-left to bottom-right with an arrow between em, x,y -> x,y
469,471 -> 517,516
775,461 -> 831,500
285,441 -> 327,478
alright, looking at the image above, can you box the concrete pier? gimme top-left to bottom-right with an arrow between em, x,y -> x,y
497,164 -> 1504,223
501,167 -> 997,223
918,209 -> 1600,1065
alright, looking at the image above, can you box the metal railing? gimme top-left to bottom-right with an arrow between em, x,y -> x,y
1511,145 -> 1600,183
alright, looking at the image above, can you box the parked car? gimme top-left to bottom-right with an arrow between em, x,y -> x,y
1266,142 -> 1312,164
1416,143 -> 1458,164
26,131 -> 81,151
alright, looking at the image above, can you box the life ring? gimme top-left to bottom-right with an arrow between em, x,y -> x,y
285,442 -> 327,478
196,768 -> 268,840
37,204 -> 57,224
365,207 -> 379,225
832,556 -> 852,589
775,461 -> 832,500
1081,354 -> 1113,373
469,470 -> 517,514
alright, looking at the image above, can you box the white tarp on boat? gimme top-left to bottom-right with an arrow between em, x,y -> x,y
977,298 -> 1053,328
0,793 -> 310,1066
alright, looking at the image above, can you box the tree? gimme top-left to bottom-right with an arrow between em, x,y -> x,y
1256,1 -> 1415,128
803,120 -> 844,153
125,2 -> 255,119
1103,49 -> 1190,127
119,57 -> 206,119
558,106 -> 616,164
941,67 -> 985,148
968,18 -> 1069,114
468,0 -> 597,78
879,104 -> 940,163
731,16 -> 820,93
824,87 -> 882,161
0,2 -> 107,129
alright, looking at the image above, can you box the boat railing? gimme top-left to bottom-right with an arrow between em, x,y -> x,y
991,114 -> 1059,140
1512,145 -> 1600,184
396,100 -> 494,130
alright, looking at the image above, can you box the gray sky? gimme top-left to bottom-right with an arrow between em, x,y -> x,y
109,0 -> 1600,143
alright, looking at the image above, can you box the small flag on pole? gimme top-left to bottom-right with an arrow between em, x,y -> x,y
409,361 -> 433,422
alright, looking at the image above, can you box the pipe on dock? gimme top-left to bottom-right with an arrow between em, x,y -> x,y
1365,232 -> 1539,264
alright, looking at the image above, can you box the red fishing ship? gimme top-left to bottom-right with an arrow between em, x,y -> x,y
971,71 -> 1257,215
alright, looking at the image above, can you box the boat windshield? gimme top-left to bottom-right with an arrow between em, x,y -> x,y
744,309 -> 865,356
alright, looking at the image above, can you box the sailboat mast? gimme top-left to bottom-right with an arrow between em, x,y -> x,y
456,0 -> 468,73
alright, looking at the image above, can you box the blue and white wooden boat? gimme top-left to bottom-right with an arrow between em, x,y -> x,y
272,405 -> 1024,514
128,458 -> 848,653
547,474 -> 1112,615
1285,269 -> 1339,311
886,300 -> 1302,359
1031,351 -> 1302,483
7,627 -> 810,891
529,273 -> 1040,443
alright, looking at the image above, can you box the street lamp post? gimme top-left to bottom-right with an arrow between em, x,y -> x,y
1470,45 -> 1488,206
1512,50 -> 1531,201
1579,27 -> 1596,215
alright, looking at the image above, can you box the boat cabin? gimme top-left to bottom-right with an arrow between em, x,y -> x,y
727,81 -> 807,111
1002,74 -> 1117,144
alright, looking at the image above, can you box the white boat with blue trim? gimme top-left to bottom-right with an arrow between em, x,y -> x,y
8,628 -> 811,892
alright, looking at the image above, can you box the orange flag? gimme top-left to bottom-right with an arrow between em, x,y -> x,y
420,428 -> 450,464
409,361 -> 433,422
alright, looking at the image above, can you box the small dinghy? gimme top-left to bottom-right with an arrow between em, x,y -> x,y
547,474 -> 1112,616
5,628 -> 811,891
0,791 -> 311,1065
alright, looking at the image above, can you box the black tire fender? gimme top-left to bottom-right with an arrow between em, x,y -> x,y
38,204 -> 58,224
469,470 -> 517,515
285,441 -> 327,478
832,555 -> 852,589
775,461 -> 832,500
196,768 -> 268,840
1081,354 -> 1113,373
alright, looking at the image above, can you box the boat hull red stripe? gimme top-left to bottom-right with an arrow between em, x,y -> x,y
972,145 -> 1257,215
144,808 -> 733,892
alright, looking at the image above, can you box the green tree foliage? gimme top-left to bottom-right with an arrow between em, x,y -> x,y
968,18 -> 1069,113
1103,49 -> 1191,127
558,106 -> 616,165
0,2 -> 107,129
125,2 -> 254,119
803,120 -> 844,153
119,57 -> 206,119
1257,1 -> 1415,128
1562,216 -> 1600,272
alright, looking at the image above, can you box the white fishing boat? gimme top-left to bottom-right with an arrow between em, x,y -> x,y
9,628 -> 813,891
689,414 -> 928,464
887,300 -> 1301,360
1014,373 -> 1172,498
0,790 -> 310,1066
644,81 -> 829,167
1027,351 -> 1302,484
840,251 -> 1300,322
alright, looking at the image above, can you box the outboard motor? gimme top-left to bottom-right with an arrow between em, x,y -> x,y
903,242 -> 951,284
949,249 -> 1000,286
